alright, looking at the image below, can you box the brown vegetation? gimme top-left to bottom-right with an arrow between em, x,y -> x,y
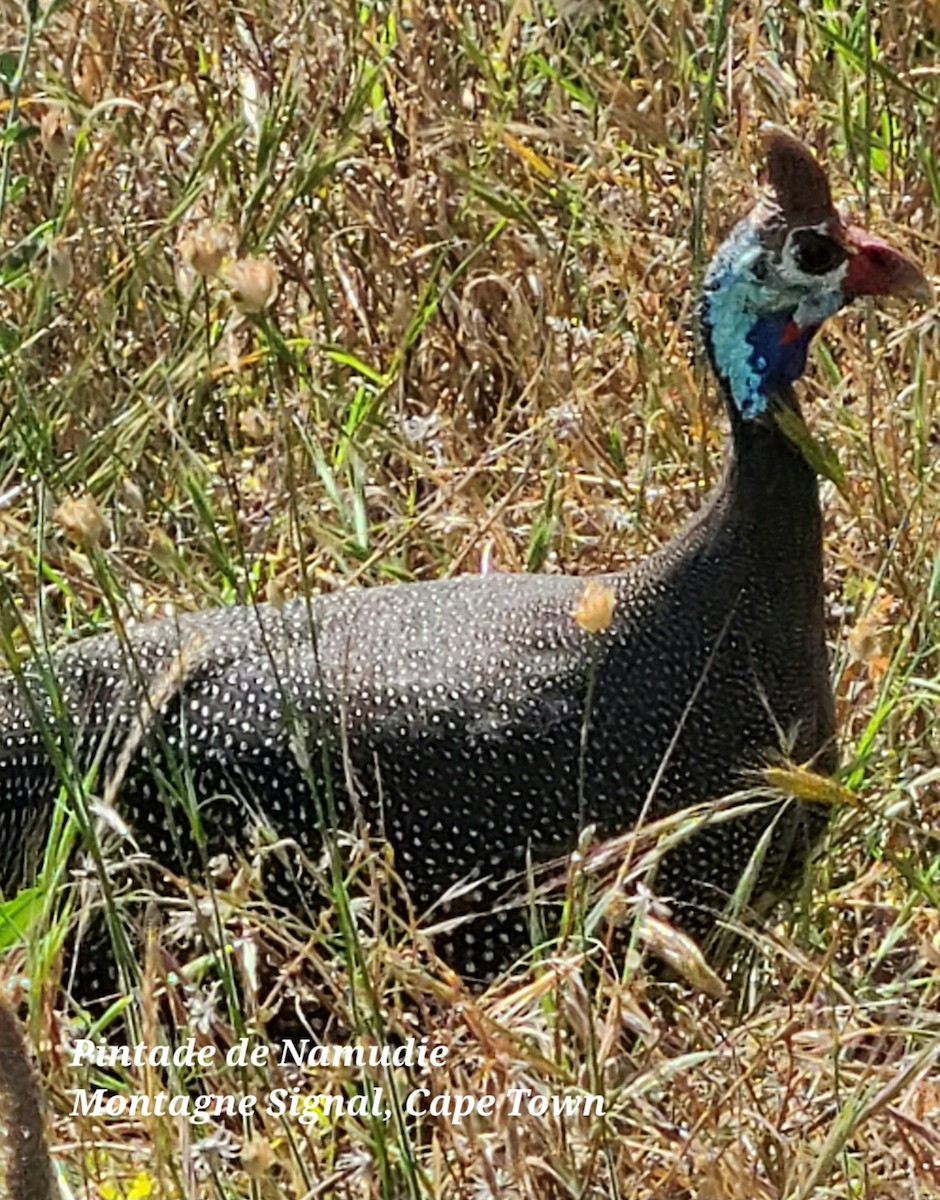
0,1 -> 938,1196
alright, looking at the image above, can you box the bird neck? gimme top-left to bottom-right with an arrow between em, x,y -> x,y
719,384 -> 823,571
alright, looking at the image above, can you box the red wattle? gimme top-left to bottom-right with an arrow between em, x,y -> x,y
780,320 -> 802,345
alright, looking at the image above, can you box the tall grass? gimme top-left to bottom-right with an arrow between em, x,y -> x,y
0,1 -> 938,1196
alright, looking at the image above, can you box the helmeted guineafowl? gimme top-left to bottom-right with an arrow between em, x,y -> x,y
0,129 -> 929,988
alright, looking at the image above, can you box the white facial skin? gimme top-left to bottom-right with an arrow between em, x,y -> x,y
776,224 -> 849,327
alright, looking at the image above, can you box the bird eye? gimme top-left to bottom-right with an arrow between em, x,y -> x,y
790,228 -> 847,275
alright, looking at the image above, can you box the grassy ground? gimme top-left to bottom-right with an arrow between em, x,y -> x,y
0,0 -> 939,1197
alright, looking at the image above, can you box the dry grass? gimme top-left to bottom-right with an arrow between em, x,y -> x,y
1,0 -> 939,1197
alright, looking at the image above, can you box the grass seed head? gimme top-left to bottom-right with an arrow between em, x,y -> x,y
53,493 -> 107,547
47,241 -> 73,289
220,256 -> 280,313
573,579 -> 617,633
39,105 -> 71,165
178,223 -> 236,280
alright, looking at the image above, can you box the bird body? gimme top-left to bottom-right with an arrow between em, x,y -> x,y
0,130 -> 928,983
0,402 -> 832,975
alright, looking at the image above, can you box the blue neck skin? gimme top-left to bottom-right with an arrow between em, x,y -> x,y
703,304 -> 819,424
742,313 -> 819,404
701,221 -> 834,422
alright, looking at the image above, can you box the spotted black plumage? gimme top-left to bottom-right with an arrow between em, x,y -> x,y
0,130 -> 928,988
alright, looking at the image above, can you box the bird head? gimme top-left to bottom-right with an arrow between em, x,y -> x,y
701,127 -> 931,421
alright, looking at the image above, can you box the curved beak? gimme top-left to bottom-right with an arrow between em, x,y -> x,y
843,225 -> 933,303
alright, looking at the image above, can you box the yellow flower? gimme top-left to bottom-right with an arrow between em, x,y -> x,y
100,1173 -> 155,1200
128,1173 -> 155,1199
